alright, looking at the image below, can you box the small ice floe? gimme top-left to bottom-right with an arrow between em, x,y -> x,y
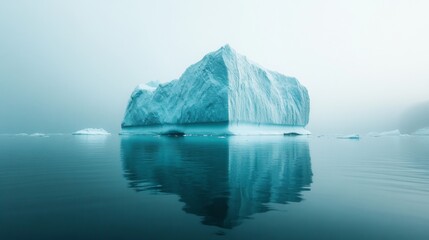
337,134 -> 360,140
284,132 -> 301,136
413,127 -> 429,136
367,129 -> 401,137
29,133 -> 48,137
72,128 -> 111,135
160,130 -> 185,137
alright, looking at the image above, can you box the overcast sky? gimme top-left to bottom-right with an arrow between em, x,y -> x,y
1,0 -> 428,134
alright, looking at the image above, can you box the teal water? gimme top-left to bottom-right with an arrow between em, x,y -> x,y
1,135 -> 428,239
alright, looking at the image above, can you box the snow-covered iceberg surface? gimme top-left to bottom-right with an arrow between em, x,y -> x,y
122,45 -> 310,135
73,128 -> 111,135
413,127 -> 429,135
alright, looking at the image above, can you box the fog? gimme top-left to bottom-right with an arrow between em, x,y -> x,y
400,101 -> 429,134
1,0 -> 428,134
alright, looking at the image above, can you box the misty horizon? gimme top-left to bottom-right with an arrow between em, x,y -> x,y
2,2 -> 429,240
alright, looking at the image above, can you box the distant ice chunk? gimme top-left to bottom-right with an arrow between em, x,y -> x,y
284,131 -> 310,136
29,133 -> 48,137
337,134 -> 360,140
413,127 -> 429,136
368,129 -> 401,137
73,128 -> 111,135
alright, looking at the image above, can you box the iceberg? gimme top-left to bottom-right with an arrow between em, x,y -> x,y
413,127 -> 429,136
73,128 -> 111,135
122,45 -> 310,135
337,134 -> 360,140
368,129 -> 401,137
29,133 -> 48,137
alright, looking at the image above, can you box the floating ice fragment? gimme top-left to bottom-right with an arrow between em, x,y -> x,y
367,129 -> 401,137
29,133 -> 48,137
337,134 -> 360,140
413,127 -> 429,136
73,128 -> 111,135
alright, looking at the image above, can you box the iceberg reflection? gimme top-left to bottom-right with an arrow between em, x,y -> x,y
120,136 -> 312,229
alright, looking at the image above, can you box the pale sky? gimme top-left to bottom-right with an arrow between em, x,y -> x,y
1,0 -> 428,134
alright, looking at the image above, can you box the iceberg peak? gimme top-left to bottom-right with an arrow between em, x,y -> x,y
206,44 -> 240,63
218,44 -> 235,54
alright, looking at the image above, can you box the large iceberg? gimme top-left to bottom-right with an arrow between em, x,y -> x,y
122,45 -> 310,135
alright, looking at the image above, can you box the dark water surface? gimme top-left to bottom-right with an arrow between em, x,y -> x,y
1,135 -> 428,239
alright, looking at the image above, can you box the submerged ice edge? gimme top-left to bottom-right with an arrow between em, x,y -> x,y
120,123 -> 311,136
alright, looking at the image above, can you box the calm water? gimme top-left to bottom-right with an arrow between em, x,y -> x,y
1,135 -> 429,239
